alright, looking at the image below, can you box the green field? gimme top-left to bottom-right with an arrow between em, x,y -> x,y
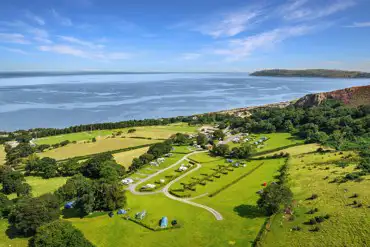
260,151 -> 370,247
25,176 -> 69,197
0,145 -> 5,165
35,123 -> 198,145
113,147 -> 150,168
68,157 -> 285,247
255,143 -> 325,157
38,137 -> 158,160
251,133 -> 304,152
171,154 -> 284,197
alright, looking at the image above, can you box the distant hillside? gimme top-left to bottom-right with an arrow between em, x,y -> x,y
295,85 -> 370,107
250,69 -> 370,78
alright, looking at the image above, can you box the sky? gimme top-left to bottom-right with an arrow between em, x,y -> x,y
0,0 -> 370,72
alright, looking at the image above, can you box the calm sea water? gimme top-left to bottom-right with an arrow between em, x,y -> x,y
0,73 -> 369,131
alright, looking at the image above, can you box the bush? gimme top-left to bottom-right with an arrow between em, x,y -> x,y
310,226 -> 320,232
324,214 -> 330,219
291,226 -> 302,231
307,194 -> 318,200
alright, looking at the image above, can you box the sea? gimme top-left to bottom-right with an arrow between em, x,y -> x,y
0,72 -> 369,131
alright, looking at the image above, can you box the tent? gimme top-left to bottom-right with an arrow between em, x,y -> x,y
117,209 -> 127,215
160,216 -> 168,228
64,201 -> 75,209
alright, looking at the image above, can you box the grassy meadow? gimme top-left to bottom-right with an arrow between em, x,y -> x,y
35,123 -> 198,145
38,137 -> 158,160
0,145 -> 5,165
260,151 -> 370,247
113,147 -> 150,168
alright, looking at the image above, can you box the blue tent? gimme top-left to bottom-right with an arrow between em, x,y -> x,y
160,216 -> 168,228
117,209 -> 127,215
227,159 -> 233,163
64,201 -> 75,209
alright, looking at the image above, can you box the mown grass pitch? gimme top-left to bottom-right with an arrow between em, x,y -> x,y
25,176 -> 69,197
38,137 -> 158,160
260,152 -> 370,247
35,123 -> 198,145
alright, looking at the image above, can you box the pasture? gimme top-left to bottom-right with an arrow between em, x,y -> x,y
38,137 -> 158,160
260,151 -> 370,247
0,145 -> 5,165
113,147 -> 150,169
35,123 -> 198,145
25,176 -> 69,197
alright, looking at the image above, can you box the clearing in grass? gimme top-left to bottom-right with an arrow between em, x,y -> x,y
38,137 -> 158,160
260,151 -> 370,247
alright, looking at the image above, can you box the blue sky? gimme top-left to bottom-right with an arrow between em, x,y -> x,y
0,0 -> 370,72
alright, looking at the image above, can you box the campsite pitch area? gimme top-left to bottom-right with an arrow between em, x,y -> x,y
252,133 -> 304,152
260,151 -> 370,247
68,157 -> 286,247
35,123 -> 198,145
38,137 -> 158,160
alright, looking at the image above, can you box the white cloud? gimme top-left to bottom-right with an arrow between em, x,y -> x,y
196,9 -> 262,38
51,9 -> 73,26
28,28 -> 52,44
38,44 -> 130,61
25,11 -> 45,26
213,25 -> 317,61
345,21 -> 370,28
0,33 -> 30,44
0,46 -> 29,55
180,53 -> 202,60
281,0 -> 355,21
58,36 -> 104,49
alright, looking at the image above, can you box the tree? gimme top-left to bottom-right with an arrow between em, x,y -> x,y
38,157 -> 58,178
196,133 -> 208,146
212,144 -> 230,156
0,192 -> 13,218
213,130 -> 225,140
139,153 -> 155,164
8,193 -> 60,236
128,128 -> 136,133
81,153 -> 116,179
59,159 -> 81,176
1,170 -> 25,194
91,137 -> 96,143
257,183 -> 293,215
15,182 -> 32,197
25,154 -> 40,174
30,220 -> 94,247
94,181 -> 126,211
231,143 -> 254,159
147,142 -> 172,158
171,133 -> 189,145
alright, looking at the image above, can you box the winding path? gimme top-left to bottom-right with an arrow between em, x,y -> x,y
127,150 -> 223,220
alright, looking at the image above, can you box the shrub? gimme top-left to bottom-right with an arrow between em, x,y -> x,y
314,216 -> 325,223
308,218 -> 317,225
324,214 -> 330,219
310,226 -> 320,232
307,194 -> 318,200
291,226 -> 301,231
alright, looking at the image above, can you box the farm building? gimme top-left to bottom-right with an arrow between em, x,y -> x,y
160,216 -> 168,228
122,178 -> 134,185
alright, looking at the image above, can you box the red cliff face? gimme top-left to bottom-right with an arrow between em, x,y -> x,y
295,85 -> 370,107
